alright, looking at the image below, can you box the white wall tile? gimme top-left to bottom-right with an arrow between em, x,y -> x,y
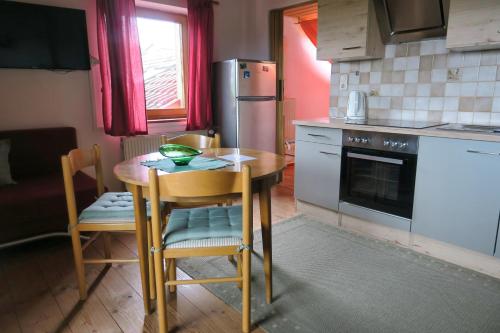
444,83 -> 460,96
473,112 -> 490,125
442,111 -> 458,123
417,83 -> 432,97
339,96 -> 348,107
415,110 -> 429,121
416,97 -> 430,109
380,84 -> 392,96
476,82 -> 495,97
493,97 -> 500,112
368,96 -> 380,108
340,63 -> 350,73
443,97 -> 459,111
360,61 -> 371,72
401,110 -> 415,121
463,52 -> 481,67
490,113 -> 500,124
429,97 -> 444,111
460,82 -> 477,96
379,97 -> 391,109
434,39 -> 448,54
385,45 -> 396,58
404,70 -> 419,83
406,56 -> 420,70
369,72 -> 381,84
349,73 -> 360,85
392,84 -> 405,96
393,58 -> 407,71
458,112 -> 473,123
461,67 -> 478,81
495,82 -> 500,96
447,53 -> 463,68
420,40 -> 435,55
431,69 -> 447,82
478,66 -> 497,81
402,97 -> 416,110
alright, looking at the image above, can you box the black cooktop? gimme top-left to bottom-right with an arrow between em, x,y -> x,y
344,119 -> 447,129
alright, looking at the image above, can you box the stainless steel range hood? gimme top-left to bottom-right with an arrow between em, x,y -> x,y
374,0 -> 450,44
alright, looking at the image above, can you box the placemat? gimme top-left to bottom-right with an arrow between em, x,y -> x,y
140,156 -> 232,173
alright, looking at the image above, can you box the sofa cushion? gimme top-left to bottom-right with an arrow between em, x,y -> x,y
0,171 -> 97,244
0,139 -> 15,186
0,127 -> 77,180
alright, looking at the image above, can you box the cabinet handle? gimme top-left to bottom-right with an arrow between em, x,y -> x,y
342,46 -> 362,50
319,151 -> 340,156
308,133 -> 329,138
466,149 -> 500,156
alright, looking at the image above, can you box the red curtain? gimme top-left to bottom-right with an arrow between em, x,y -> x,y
299,19 -> 318,47
96,0 -> 147,136
186,0 -> 214,131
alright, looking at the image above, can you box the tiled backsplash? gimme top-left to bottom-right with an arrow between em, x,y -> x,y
329,39 -> 500,125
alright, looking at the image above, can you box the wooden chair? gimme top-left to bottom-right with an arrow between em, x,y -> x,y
62,145 -> 160,304
161,133 -> 221,148
149,166 -> 253,333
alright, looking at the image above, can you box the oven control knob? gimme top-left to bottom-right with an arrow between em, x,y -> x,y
361,137 -> 369,144
383,139 -> 390,147
348,136 -> 354,142
398,141 -> 408,149
390,141 -> 399,148
354,137 -> 361,143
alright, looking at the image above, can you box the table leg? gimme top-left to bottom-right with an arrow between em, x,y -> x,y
131,184 -> 152,314
259,180 -> 273,304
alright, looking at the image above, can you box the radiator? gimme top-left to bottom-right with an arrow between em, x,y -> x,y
122,135 -> 164,160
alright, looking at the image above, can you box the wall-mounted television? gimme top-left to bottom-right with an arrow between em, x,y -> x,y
0,1 -> 90,70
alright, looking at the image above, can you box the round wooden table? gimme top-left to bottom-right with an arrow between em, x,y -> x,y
114,148 -> 286,309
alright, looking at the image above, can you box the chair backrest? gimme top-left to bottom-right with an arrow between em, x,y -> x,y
161,133 -> 221,149
148,165 -> 253,247
61,145 -> 105,227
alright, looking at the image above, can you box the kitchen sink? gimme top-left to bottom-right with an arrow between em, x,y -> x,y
436,124 -> 500,133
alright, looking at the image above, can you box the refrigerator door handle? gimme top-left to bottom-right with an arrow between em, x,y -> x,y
237,96 -> 276,102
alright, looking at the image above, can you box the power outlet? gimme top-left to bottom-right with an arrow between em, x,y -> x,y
340,74 -> 348,90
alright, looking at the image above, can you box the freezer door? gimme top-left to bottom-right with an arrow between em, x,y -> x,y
238,100 -> 276,153
237,61 -> 276,97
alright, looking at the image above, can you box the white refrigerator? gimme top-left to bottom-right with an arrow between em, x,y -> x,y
213,59 -> 277,153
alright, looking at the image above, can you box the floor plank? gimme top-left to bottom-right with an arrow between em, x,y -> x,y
0,165 -> 296,333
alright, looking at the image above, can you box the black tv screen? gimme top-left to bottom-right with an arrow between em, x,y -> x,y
0,1 -> 90,70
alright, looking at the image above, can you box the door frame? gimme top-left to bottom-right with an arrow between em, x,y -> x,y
269,1 -> 318,156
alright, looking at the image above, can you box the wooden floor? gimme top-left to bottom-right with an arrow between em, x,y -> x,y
0,166 -> 296,333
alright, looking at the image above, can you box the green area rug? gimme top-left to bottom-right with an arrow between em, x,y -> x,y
177,215 -> 500,333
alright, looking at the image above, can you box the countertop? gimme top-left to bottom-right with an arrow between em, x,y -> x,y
293,118 -> 500,143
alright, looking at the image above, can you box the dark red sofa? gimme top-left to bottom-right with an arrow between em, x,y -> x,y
0,127 -> 98,246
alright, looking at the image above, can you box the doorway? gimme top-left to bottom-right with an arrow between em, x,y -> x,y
271,2 -> 331,164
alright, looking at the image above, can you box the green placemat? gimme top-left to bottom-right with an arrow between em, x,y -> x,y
140,156 -> 232,173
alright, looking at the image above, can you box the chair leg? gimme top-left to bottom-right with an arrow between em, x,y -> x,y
168,259 -> 177,293
147,221 -> 156,300
70,227 -> 87,300
103,233 -> 112,268
154,252 -> 168,333
237,254 -> 243,290
242,248 -> 251,333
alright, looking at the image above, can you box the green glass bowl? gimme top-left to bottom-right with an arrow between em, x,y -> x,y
159,144 -> 202,166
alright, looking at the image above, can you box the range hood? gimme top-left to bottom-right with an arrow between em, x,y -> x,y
374,0 -> 450,44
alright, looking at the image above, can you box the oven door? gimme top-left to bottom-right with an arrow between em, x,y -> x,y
340,147 -> 417,219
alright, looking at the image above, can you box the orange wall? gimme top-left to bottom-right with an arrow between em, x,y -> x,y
283,16 -> 331,120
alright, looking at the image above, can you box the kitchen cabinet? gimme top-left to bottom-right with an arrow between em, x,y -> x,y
295,126 -> 342,210
317,0 -> 384,61
412,136 -> 500,255
446,0 -> 500,51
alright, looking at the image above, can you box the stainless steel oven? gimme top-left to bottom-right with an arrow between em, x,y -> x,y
340,130 -> 418,219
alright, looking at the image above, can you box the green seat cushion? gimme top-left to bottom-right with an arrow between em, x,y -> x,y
164,206 -> 243,247
79,192 -> 160,223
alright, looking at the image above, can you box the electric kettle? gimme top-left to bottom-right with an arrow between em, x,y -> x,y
346,90 -> 367,120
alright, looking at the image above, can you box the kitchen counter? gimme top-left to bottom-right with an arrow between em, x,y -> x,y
293,118 -> 500,143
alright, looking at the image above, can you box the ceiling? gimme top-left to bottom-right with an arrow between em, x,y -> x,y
283,2 -> 318,22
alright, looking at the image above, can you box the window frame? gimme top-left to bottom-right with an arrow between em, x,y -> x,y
136,8 -> 188,121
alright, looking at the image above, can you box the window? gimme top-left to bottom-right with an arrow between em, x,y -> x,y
137,9 -> 188,120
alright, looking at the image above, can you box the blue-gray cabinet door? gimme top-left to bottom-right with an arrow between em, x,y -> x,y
412,136 -> 500,255
295,140 -> 341,210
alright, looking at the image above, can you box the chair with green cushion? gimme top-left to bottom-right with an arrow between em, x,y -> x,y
149,165 -> 253,333
62,145 -> 164,311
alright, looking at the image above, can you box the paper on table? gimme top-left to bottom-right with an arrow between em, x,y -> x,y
219,154 -> 256,162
